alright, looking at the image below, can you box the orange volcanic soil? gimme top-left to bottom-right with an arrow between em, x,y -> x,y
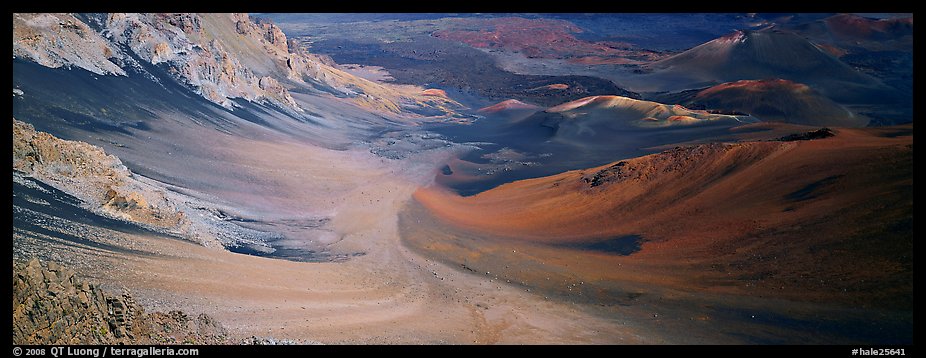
697,78 -> 811,95
528,83 -> 570,91
567,56 -> 646,65
432,17 -> 664,63
815,43 -> 848,57
421,88 -> 449,97
407,125 -> 912,309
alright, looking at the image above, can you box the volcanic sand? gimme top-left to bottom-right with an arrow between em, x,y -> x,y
14,118 -> 650,344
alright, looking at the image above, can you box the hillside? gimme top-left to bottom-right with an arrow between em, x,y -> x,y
643,28 -> 894,105
409,125 -> 912,311
689,79 -> 867,127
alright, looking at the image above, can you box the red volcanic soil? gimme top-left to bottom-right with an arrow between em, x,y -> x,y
527,83 -> 570,91
697,78 -> 810,96
693,79 -> 866,127
824,13 -> 913,40
421,88 -> 449,97
478,99 -> 542,113
567,56 -> 646,65
432,17 -> 665,63
408,124 -> 912,309
815,43 -> 848,57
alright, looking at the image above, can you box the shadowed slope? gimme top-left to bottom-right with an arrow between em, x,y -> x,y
429,95 -> 761,196
690,79 -> 867,127
512,95 -> 754,146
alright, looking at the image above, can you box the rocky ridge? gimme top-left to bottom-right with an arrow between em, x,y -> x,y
13,13 -> 461,118
104,13 -> 300,110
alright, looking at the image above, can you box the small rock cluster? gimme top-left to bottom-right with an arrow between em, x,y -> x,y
776,128 -> 835,142
583,161 -> 634,187
580,143 -> 739,188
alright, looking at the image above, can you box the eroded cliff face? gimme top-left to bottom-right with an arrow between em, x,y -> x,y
13,13 -> 461,117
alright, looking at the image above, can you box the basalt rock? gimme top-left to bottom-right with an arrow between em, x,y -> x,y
13,258 -> 229,345
776,128 -> 836,142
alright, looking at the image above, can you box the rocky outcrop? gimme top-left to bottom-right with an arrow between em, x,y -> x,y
13,258 -> 228,344
12,118 -> 286,250
13,13 -> 127,76
13,118 -> 188,233
258,76 -> 290,103
255,18 -> 289,54
776,128 -> 836,141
